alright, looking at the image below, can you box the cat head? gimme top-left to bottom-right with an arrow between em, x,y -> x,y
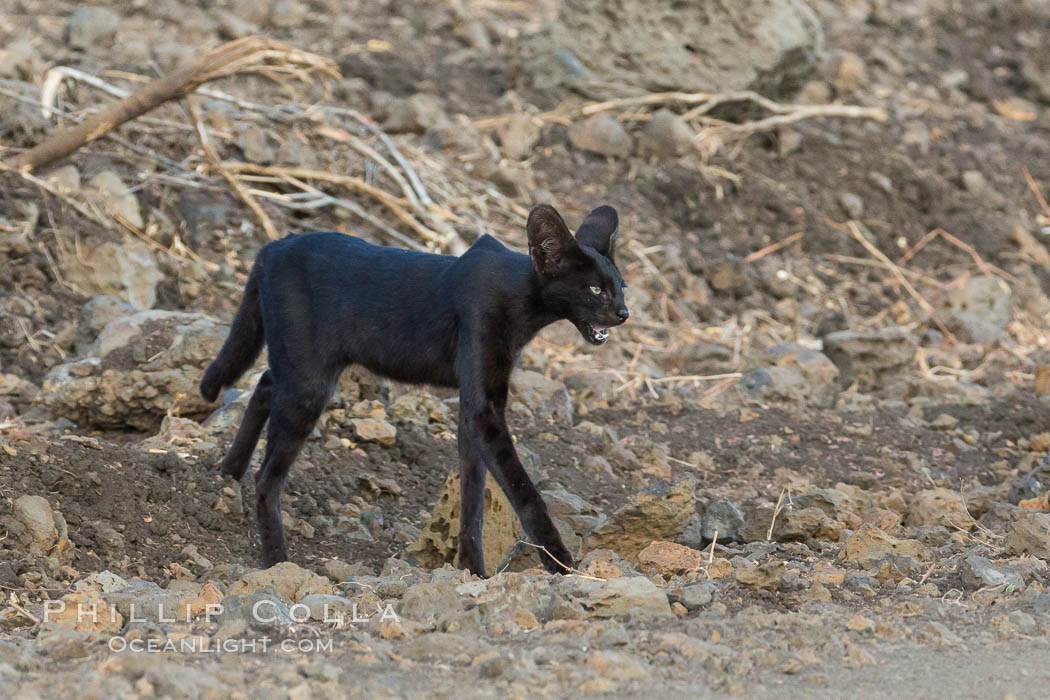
527,204 -> 629,345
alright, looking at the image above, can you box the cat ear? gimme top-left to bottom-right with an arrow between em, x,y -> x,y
527,204 -> 580,275
574,205 -> 619,259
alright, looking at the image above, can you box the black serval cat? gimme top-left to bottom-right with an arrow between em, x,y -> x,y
200,204 -> 629,576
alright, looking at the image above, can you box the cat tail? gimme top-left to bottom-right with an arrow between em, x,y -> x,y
200,259 -> 265,402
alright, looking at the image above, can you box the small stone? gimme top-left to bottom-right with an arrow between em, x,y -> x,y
509,369 -> 572,425
496,114 -> 541,160
700,500 -> 744,542
1005,512 -> 1050,559
959,556 -> 1024,590
868,171 -> 893,194
87,170 -> 143,229
269,0 -> 307,28
840,525 -> 927,568
239,125 -> 275,165
940,69 -> 969,90
827,51 -> 867,94
706,256 -> 750,295
734,561 -> 788,590
0,40 -> 41,80
568,114 -> 633,158
741,343 -> 840,407
13,495 -> 58,554
838,191 -> 865,220
48,592 -> 123,633
798,80 -> 832,105
667,582 -> 715,611
479,654 -> 514,679
638,541 -> 703,576
35,625 -> 91,660
846,615 -> 875,632
905,488 -> 974,530
228,562 -> 335,602
961,170 -> 989,196
928,413 -> 959,431
565,576 -> 672,617
822,327 -> 917,390
46,165 -> 81,195
350,418 -> 397,446
65,7 -> 121,49
638,109 -> 693,158
738,505 -> 842,543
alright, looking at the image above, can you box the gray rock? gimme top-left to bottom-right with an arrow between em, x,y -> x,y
541,488 -> 603,535
668,581 -> 716,611
556,576 -> 672,617
981,502 -> 1033,531
269,0 -> 307,29
701,500 -> 744,543
399,581 -> 463,625
65,7 -> 121,49
826,51 -> 867,94
944,275 -> 1012,344
299,593 -> 356,622
1005,512 -> 1050,559
74,571 -> 129,594
822,326 -> 917,390
676,513 -> 704,550
568,115 -> 633,158
838,191 -> 865,219
959,556 -> 1024,590
239,125 -> 275,165
638,109 -> 693,158
45,165 -> 81,195
38,310 -> 235,429
509,369 -> 573,425
104,578 -> 183,622
741,343 -> 839,406
60,238 -> 163,311
77,295 -> 136,352
962,170 -> 991,196
86,170 -> 143,230
942,310 -> 1007,345
0,40 -> 41,80
35,624 -> 91,660
522,0 -> 822,100
1008,455 -> 1050,504
218,592 -> 295,630
739,505 -> 842,544
12,495 -> 58,554
496,114 -> 541,160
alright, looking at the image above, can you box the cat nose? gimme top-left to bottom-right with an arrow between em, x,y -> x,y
616,308 -> 630,322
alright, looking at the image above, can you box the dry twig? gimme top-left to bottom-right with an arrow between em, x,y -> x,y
6,36 -> 337,173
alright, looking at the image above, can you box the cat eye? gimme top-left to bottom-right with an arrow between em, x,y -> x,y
589,286 -> 602,295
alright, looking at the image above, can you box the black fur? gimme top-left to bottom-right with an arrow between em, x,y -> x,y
200,204 -> 629,575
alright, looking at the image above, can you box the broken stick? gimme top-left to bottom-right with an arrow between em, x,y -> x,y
5,36 -> 336,173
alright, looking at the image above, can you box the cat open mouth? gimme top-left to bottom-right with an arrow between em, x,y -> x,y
584,323 -> 610,345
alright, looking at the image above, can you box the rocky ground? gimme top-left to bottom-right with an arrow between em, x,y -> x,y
3,0 -> 1050,697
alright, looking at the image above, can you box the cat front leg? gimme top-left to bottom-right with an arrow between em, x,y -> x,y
456,338 -> 574,574
457,409 -> 487,577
